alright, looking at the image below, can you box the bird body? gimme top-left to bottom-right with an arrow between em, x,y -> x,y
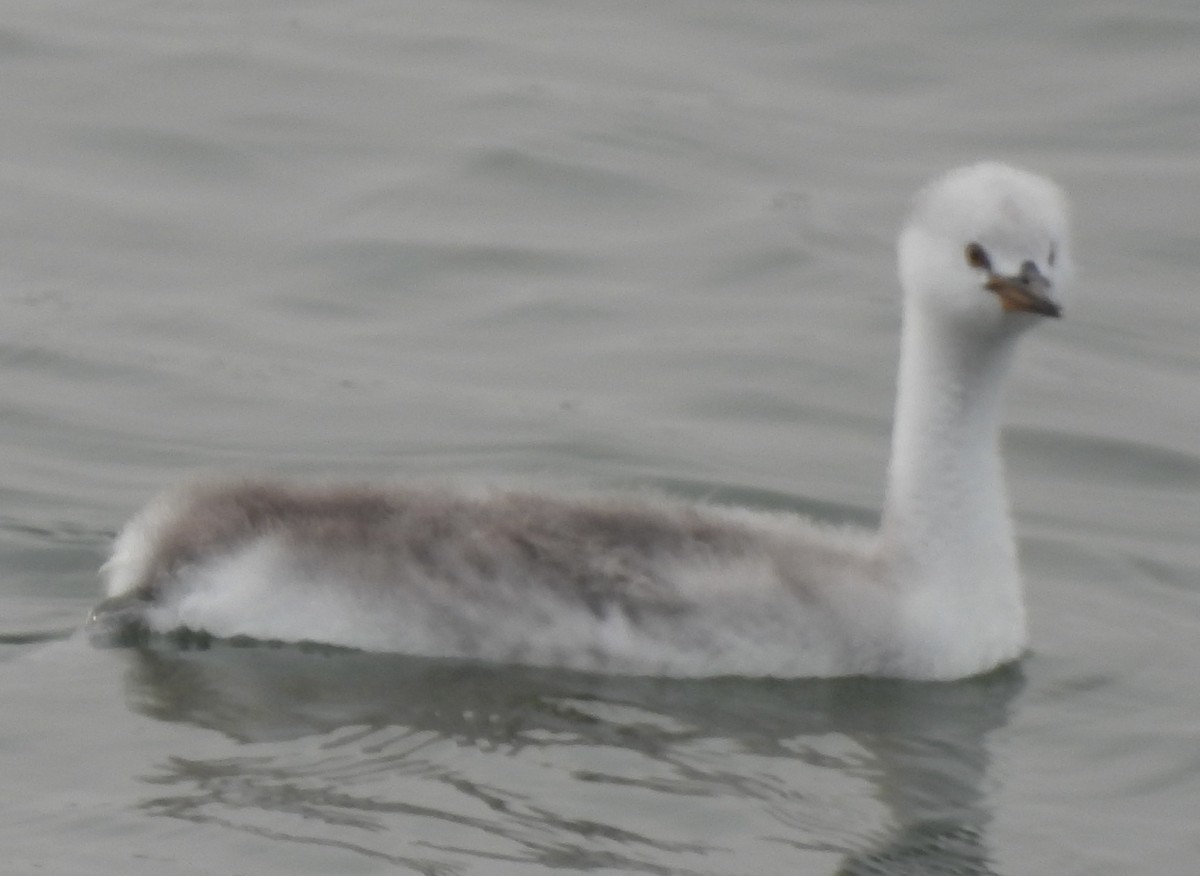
90,162 -> 1073,680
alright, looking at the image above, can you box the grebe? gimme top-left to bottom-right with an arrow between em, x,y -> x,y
89,162 -> 1072,679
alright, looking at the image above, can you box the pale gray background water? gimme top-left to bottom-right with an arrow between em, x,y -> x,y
2,1 -> 1198,873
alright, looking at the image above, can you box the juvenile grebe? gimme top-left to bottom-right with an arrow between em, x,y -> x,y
89,163 -> 1072,679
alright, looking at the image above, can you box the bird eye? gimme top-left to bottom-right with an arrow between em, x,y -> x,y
964,242 -> 991,271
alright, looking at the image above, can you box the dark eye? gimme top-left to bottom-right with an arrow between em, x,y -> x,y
1048,245 -> 1057,267
964,242 -> 992,271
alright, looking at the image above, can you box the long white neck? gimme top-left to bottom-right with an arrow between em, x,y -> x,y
882,306 -> 1020,577
877,304 -> 1027,675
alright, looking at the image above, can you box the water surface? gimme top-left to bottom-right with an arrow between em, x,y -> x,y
2,1 -> 1199,873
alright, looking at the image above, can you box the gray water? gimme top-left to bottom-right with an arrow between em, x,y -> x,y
2,1 -> 1199,873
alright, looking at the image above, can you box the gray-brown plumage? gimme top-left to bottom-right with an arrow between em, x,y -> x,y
93,479 -> 865,674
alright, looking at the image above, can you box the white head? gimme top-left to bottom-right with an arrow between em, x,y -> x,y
898,162 -> 1073,335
